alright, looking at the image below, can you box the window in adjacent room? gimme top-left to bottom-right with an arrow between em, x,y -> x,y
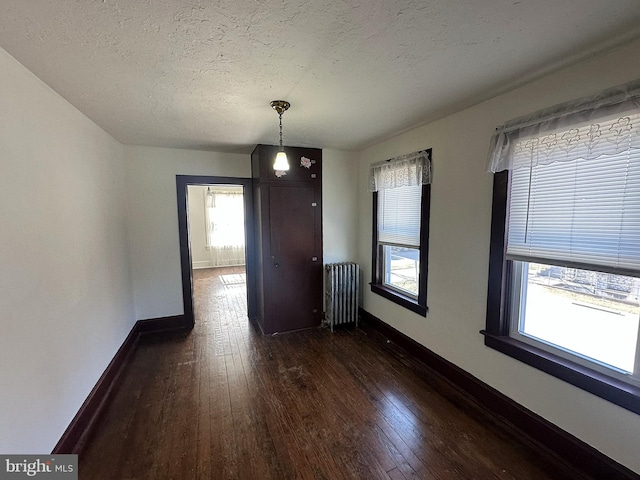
370,149 -> 432,316
484,80 -> 640,414
204,185 -> 246,267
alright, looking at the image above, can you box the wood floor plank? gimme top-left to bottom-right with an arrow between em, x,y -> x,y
79,266 -> 586,480
301,331 -> 430,479
387,467 -> 409,480
313,335 -> 455,479
201,280 -> 240,480
194,334 -> 212,480
261,334 -> 349,479
299,333 -> 409,476
283,333 -> 392,480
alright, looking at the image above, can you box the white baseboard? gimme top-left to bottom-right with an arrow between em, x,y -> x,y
192,261 -> 247,270
192,261 -> 212,269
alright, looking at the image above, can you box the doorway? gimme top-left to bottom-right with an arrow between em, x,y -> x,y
176,175 -> 255,329
187,184 -> 247,331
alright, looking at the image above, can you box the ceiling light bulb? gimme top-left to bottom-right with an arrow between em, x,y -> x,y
274,150 -> 290,170
270,100 -> 291,171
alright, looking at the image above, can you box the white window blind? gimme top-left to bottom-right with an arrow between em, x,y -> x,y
378,185 -> 422,247
506,111 -> 640,274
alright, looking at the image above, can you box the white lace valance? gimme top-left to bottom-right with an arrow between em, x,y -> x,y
487,80 -> 640,172
369,149 -> 431,192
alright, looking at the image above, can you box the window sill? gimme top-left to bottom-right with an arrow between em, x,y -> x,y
370,283 -> 427,317
480,331 -> 640,416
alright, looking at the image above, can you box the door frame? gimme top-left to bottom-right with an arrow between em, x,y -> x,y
176,175 -> 255,329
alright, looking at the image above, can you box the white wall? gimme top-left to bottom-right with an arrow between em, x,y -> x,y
124,145 -> 250,320
356,37 -> 640,473
322,149 -> 360,264
0,47 -> 135,453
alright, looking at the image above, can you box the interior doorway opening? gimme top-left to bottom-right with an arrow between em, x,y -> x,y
186,184 -> 248,330
176,176 -> 255,329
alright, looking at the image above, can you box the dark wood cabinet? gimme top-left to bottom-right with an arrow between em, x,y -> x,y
250,144 -> 323,334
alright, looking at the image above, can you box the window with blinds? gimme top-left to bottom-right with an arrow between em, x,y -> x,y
508,116 -> 640,383
378,185 -> 422,297
485,82 -> 640,399
369,149 -> 431,316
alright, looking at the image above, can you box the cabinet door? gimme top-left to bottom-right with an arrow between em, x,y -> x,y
266,184 -> 322,332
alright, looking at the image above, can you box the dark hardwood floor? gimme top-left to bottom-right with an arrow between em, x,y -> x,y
80,266 -> 584,479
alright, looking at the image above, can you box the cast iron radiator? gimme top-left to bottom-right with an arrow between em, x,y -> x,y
324,263 -> 360,331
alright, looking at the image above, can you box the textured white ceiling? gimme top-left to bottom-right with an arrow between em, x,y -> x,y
1,1 -> 640,153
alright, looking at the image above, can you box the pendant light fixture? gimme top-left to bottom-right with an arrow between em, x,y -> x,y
270,100 -> 290,171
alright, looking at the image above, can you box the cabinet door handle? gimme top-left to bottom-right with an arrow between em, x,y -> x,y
274,262 -> 280,268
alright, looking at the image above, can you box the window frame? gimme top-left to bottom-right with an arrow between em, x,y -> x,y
483,171 -> 640,415
510,260 -> 640,382
371,182 -> 430,317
